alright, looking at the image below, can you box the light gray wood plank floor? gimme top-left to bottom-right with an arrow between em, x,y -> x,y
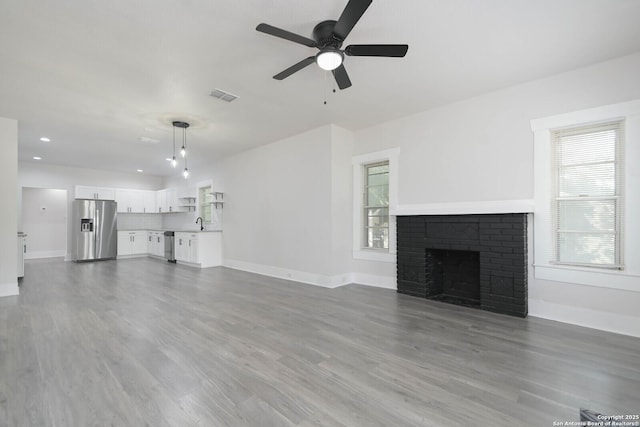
1,257 -> 638,426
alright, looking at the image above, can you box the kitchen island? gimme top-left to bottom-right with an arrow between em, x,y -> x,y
118,229 -> 222,268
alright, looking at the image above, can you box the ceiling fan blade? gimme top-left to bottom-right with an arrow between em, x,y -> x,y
333,0 -> 372,41
256,23 -> 317,48
273,56 -> 316,80
345,44 -> 408,57
332,64 -> 352,90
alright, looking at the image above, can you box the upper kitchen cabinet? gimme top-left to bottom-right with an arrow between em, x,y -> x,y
116,189 -> 156,213
142,191 -> 156,213
75,185 -> 116,200
157,188 -> 179,213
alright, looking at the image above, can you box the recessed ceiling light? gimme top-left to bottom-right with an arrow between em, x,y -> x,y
40,137 -> 50,142
137,169 -> 143,173
33,156 -> 42,160
165,158 -> 172,161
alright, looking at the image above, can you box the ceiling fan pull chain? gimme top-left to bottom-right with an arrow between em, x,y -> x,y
324,70 -> 328,105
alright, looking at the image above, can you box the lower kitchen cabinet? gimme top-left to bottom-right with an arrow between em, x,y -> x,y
147,231 -> 164,257
175,232 -> 221,267
117,231 -> 148,257
116,229 -> 221,266
175,233 -> 197,263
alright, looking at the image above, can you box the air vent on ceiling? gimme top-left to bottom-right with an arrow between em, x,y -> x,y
210,88 -> 238,103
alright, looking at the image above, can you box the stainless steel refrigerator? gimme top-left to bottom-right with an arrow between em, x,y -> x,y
72,199 -> 118,261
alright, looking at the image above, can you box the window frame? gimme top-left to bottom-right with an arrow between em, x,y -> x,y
531,100 -> 640,292
352,148 -> 399,262
362,160 -> 390,250
551,120 -> 623,269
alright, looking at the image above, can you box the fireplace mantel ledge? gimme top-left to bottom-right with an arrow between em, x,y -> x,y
391,199 -> 535,216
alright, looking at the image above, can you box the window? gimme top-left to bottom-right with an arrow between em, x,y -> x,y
352,148 -> 398,262
199,185 -> 212,223
363,161 -> 389,249
531,99 -> 640,291
552,121 -> 623,268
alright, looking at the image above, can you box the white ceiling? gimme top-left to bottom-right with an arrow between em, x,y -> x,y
2,0 -> 640,177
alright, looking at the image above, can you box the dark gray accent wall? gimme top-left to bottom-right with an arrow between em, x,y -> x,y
397,214 -> 528,317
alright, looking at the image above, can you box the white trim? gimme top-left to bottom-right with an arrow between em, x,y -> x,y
224,258 -> 397,291
25,250 -> 66,260
352,250 -> 395,263
530,99 -> 640,131
351,273 -> 397,290
528,298 -> 640,338
0,282 -> 19,297
352,148 -> 399,258
393,199 -> 535,216
534,265 -> 640,293
116,254 -> 147,260
223,258 -> 350,289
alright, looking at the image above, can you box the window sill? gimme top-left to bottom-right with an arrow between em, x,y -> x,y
353,250 -> 395,263
534,264 -> 640,293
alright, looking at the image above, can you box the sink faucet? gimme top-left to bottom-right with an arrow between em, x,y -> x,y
196,217 -> 204,231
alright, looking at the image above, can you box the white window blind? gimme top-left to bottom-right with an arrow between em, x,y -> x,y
552,120 -> 624,268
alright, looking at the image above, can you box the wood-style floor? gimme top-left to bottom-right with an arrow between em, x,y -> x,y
1,257 -> 638,426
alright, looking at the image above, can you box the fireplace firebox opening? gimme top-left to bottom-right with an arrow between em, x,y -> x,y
426,249 -> 480,308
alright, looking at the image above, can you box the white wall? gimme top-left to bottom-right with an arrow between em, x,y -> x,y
0,117 -> 18,297
18,162 -> 164,259
213,125 -> 358,287
21,187 -> 67,259
351,52 -> 640,337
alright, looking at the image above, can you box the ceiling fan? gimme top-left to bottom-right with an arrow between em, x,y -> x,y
256,0 -> 408,90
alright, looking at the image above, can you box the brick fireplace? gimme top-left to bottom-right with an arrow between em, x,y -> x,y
397,214 -> 527,317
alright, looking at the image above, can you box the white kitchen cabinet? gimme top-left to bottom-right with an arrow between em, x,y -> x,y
147,231 -> 164,257
117,231 -> 147,257
116,189 -> 154,213
142,191 -> 157,213
75,185 -> 116,200
166,188 -> 178,213
198,232 -> 222,267
156,188 -> 179,213
175,232 -> 191,262
156,189 -> 166,213
175,232 -> 199,263
175,231 -> 221,267
186,234 -> 198,263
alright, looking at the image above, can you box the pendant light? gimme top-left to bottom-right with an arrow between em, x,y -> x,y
171,125 -> 177,168
171,121 -> 190,178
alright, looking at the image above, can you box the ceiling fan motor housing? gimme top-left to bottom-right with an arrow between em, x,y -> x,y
312,20 -> 343,48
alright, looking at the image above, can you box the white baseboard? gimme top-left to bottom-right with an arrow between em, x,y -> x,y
223,259 -> 350,289
351,273 -> 397,290
528,298 -> 640,338
223,259 -> 398,291
25,250 -> 66,260
116,254 -> 147,260
0,282 -> 19,297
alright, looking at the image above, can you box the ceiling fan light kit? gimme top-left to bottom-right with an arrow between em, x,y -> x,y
256,0 -> 408,90
316,49 -> 344,71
